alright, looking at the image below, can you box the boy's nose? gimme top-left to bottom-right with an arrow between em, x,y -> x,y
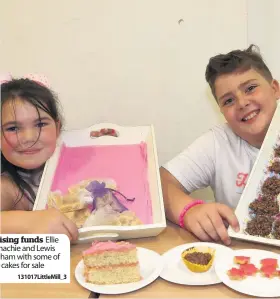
237,95 -> 250,109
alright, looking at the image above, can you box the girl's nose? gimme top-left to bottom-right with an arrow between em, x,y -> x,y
18,128 -> 39,146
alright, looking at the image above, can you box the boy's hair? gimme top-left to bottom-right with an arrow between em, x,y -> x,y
205,44 -> 273,99
1,78 -> 63,206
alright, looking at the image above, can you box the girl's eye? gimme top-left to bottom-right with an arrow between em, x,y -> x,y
223,98 -> 234,106
246,85 -> 257,93
5,126 -> 19,132
36,122 -> 48,128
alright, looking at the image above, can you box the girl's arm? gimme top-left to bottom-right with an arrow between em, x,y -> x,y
1,175 -> 20,211
1,176 -> 79,241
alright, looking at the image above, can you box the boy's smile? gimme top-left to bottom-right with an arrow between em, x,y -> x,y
215,69 -> 279,148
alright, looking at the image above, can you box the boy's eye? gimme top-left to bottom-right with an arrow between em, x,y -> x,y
223,98 -> 234,106
5,126 -> 19,132
246,85 -> 257,93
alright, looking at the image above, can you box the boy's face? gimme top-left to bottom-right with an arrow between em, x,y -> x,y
215,69 -> 279,148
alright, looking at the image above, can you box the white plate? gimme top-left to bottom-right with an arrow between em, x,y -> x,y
215,249 -> 280,297
75,247 -> 162,295
160,242 -> 233,285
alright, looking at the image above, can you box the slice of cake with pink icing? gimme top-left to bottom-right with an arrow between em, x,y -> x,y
83,241 -> 141,285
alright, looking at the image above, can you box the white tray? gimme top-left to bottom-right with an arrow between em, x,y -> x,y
228,103 -> 280,247
33,123 -> 166,242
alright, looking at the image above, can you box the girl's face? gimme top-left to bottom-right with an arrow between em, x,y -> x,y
1,98 -> 60,170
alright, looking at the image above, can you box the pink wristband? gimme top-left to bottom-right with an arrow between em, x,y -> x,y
179,200 -> 204,228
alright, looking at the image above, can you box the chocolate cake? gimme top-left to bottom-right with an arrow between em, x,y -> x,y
249,198 -> 279,217
245,215 -> 273,237
268,161 -> 280,174
181,246 -> 215,273
183,252 -> 212,265
261,176 -> 280,198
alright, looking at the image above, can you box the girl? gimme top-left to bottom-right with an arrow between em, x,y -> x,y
1,74 -> 78,241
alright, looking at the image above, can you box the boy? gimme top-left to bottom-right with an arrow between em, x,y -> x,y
161,45 -> 279,245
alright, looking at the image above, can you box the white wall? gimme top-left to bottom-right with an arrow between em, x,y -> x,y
0,0 -> 248,201
247,0 -> 280,81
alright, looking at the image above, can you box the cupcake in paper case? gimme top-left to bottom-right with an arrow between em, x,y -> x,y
181,246 -> 215,273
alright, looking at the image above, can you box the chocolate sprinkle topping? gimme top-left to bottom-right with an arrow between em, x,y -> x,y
184,252 -> 212,265
261,177 -> 280,197
268,161 -> 280,174
245,215 -> 273,237
274,145 -> 280,158
249,198 -> 279,216
272,220 -> 280,240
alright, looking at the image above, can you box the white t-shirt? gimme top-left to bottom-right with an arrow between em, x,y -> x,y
163,124 -> 259,209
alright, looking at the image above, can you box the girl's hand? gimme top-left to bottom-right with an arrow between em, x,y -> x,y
183,202 -> 239,245
25,209 -> 79,241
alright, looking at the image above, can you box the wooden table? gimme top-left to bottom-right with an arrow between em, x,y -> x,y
99,222 -> 280,299
1,243 -> 93,298
1,222 -> 279,298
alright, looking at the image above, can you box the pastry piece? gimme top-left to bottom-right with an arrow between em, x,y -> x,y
181,246 -> 215,273
83,241 -> 141,285
234,256 -> 250,265
227,268 -> 246,280
239,263 -> 258,276
245,215 -> 273,237
260,258 -> 278,268
260,265 -> 278,278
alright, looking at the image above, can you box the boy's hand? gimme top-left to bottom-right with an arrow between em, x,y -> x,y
183,202 -> 239,245
25,209 -> 79,242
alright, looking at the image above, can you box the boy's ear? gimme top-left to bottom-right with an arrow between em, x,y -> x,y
271,79 -> 280,98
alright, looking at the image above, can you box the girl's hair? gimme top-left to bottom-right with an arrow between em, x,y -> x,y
1,78 -> 63,205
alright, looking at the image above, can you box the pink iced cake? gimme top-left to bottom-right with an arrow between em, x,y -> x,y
83,241 -> 141,285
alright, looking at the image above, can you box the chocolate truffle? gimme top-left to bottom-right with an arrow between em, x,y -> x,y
245,215 -> 273,237
272,219 -> 280,240
261,177 -> 280,198
274,145 -> 280,158
249,198 -> 279,217
268,161 -> 280,174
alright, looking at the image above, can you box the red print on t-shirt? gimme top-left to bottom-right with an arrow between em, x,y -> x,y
236,173 -> 248,187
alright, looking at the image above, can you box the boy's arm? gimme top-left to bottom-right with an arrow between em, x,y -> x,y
160,167 -> 239,244
160,167 -> 195,225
